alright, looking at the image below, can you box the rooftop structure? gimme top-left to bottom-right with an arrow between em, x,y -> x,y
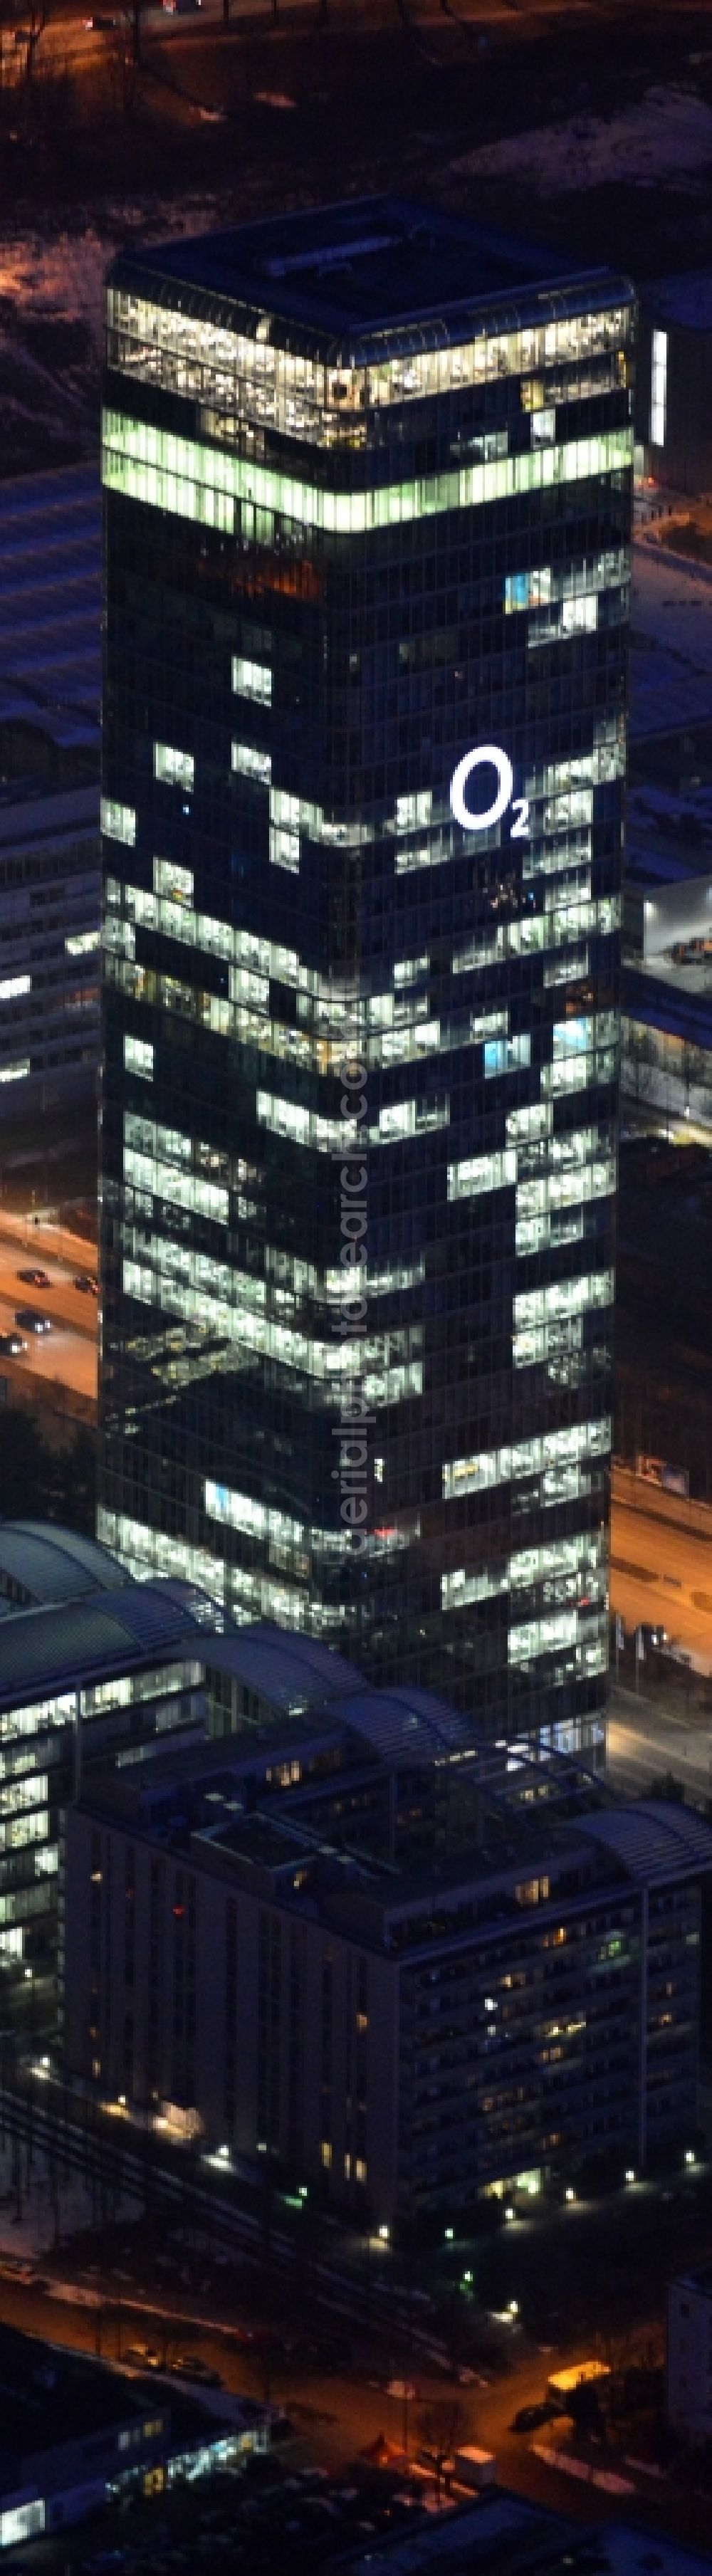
118,198 -> 582,335
100,195 -> 632,1757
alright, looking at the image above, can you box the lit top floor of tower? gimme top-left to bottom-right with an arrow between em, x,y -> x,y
99,198 -> 634,1759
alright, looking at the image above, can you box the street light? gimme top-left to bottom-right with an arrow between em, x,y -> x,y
625,2168 -> 635,2186
377,2222 -> 389,2242
565,2187 -> 575,2204
684,2150 -> 696,2168
505,2205 -> 514,2224
444,2226 -> 454,2241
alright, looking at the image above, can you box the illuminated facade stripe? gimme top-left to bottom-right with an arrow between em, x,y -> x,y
102,411 -> 634,537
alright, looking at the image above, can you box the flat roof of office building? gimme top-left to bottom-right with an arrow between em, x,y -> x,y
337,2494 -> 712,2576
110,197 -> 628,348
0,2320 -> 163,2485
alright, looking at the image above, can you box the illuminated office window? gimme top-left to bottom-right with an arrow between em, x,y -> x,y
124,1035 -> 154,1081
233,655 -> 272,706
155,742 -> 194,791
101,797 -> 136,845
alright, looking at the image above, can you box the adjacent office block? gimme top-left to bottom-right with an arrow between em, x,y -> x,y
0,1537 -> 221,1978
63,1680 -> 711,2222
99,200 -> 633,1751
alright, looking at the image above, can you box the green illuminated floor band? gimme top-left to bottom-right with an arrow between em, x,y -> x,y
102,413 -> 634,538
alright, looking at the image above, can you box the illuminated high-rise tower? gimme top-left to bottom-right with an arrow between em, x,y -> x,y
99,200 -> 633,1756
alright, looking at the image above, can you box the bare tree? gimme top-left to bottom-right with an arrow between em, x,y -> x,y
417,2397 -> 467,2505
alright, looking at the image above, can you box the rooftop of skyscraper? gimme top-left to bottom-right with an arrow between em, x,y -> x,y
109,195 -> 622,344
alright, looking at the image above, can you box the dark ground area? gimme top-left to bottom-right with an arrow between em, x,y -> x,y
3,0 -> 711,262
1,0 -> 712,470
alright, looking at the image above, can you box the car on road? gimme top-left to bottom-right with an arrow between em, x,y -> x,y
83,12 -> 120,25
73,1272 -> 98,1294
169,2355 -> 222,2386
14,1308 -> 51,1335
0,1331 -> 27,1356
16,1267 -> 51,1289
122,2343 -> 161,2369
509,2401 -> 557,2434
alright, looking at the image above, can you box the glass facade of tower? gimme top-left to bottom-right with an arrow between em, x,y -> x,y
99,202 -> 634,1756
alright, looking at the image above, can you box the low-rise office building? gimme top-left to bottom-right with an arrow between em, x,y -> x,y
62,1666 -> 712,2224
0,2321 -> 267,2549
622,711 -> 712,1133
636,275 -> 712,498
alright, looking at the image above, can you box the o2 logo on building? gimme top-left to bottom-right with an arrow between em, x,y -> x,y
450,746 -> 529,842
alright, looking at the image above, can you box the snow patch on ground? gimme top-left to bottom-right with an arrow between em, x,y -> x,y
453,85 -> 712,192
0,199 -> 219,350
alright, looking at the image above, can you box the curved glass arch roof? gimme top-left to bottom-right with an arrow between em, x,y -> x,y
0,1577 -> 220,1702
0,1520 -> 133,1610
579,1799 -> 712,1883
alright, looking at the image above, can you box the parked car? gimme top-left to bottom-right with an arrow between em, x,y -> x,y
0,1332 -> 27,1356
14,1308 -> 51,1335
16,1267 -> 51,1289
510,2401 -> 556,2433
73,1272 -> 98,1294
637,1621 -> 669,1653
169,2354 -> 222,2387
122,2344 -> 161,2369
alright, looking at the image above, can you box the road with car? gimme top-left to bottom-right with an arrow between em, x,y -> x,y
0,1213 -> 98,1405
610,1464 -> 712,1673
